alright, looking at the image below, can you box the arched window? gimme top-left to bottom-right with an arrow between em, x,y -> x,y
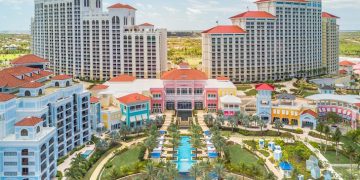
38,89 -> 43,96
66,81 -> 70,87
96,0 -> 101,8
36,126 -> 41,133
24,90 -> 31,97
21,129 -> 28,136
55,82 -> 60,87
21,149 -> 29,155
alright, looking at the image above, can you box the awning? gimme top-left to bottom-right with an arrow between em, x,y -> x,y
130,116 -> 136,122
121,116 -> 126,121
136,115 -> 142,121
142,114 -> 148,120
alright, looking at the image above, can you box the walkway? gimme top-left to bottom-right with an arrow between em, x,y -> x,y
57,144 -> 95,174
197,110 -> 209,131
161,110 -> 174,130
89,137 -> 146,180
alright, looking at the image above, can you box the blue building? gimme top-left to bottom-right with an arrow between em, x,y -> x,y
117,93 -> 150,128
90,97 -> 103,133
0,117 -> 57,180
0,55 -> 92,179
318,85 -> 336,94
256,84 -> 275,121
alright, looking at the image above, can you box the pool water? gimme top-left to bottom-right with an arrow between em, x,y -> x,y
175,136 -> 196,173
81,150 -> 93,159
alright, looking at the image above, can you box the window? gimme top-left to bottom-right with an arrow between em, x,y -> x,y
24,91 -> 31,97
21,149 -> 29,156
21,129 -> 28,136
207,94 -> 216,99
66,81 -> 70,87
55,82 -> 60,87
36,126 -> 41,133
4,152 -> 17,156
194,88 -> 203,95
153,94 -> 161,99
38,89 -> 43,96
165,88 -> 175,94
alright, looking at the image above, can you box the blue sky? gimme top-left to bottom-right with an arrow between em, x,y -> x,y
0,0 -> 359,31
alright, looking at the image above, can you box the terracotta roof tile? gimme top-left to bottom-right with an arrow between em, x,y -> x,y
0,93 -> 16,102
322,12 -> 339,19
20,82 -> 44,88
161,69 -> 208,80
216,76 -> 230,81
339,70 -> 347,74
255,83 -> 275,91
117,93 -> 150,104
109,74 -> 136,82
108,3 -> 136,10
11,54 -> 48,65
0,66 -> 52,88
15,117 -> 43,126
91,84 -> 109,90
339,61 -> 355,67
52,74 -> 72,80
301,109 -> 317,117
202,25 -> 246,34
230,11 -> 276,19
90,97 -> 100,103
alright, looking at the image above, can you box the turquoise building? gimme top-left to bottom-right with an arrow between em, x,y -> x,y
117,93 -> 151,128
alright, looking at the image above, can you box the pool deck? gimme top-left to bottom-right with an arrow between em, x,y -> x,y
57,144 -> 95,174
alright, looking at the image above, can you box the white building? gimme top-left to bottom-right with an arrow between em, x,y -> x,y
31,0 -> 167,81
322,12 -> 340,74
202,0 -> 335,83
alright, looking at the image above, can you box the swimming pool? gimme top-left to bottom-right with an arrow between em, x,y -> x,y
175,136 -> 196,173
81,150 -> 93,159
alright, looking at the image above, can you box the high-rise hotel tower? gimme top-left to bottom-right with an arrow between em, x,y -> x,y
202,0 -> 339,83
31,0 -> 167,81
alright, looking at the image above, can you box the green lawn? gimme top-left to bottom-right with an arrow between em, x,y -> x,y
245,89 -> 258,96
0,54 -> 22,61
228,145 -> 265,168
334,167 -> 360,179
236,85 -> 252,91
101,146 -> 142,178
323,151 -> 351,164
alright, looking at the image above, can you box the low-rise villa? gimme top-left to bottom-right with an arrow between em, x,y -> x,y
91,63 -> 240,131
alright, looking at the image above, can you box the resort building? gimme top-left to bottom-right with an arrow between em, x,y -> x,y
0,55 -> 92,179
322,12 -> 340,74
306,94 -> 360,129
91,63 -> 238,131
339,60 -> 355,75
202,0 -> 338,83
31,0 -> 167,81
0,117 -> 57,180
255,84 -> 318,129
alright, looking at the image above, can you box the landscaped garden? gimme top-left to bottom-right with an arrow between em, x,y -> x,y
323,151 -> 351,164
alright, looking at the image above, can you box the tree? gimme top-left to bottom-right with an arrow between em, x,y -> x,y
324,112 -> 342,124
257,116 -> 266,135
274,119 -> 283,135
316,122 -> 325,137
344,144 -> 357,179
265,172 -> 276,180
228,116 -> 238,132
145,162 -> 157,180
190,163 -> 201,180
119,125 -> 130,140
213,163 -> 225,180
241,115 -> 250,130
332,127 -> 342,160
323,125 -> 331,153
192,137 -> 202,159
170,131 -> 180,158
164,161 -> 178,179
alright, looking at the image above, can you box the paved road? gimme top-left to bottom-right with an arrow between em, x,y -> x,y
89,137 -> 146,180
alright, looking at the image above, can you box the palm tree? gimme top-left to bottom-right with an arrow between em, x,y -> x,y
213,163 -> 225,180
241,115 -> 250,130
344,144 -> 357,179
170,131 -> 180,158
190,163 -> 201,180
274,119 -> 283,135
332,128 -> 342,160
323,125 -> 330,153
164,161 -> 178,179
119,125 -> 130,140
228,116 -> 238,132
265,172 -> 276,180
257,117 -> 266,135
145,162 -> 157,180
108,168 -> 121,180
144,136 -> 157,155
192,137 -> 202,159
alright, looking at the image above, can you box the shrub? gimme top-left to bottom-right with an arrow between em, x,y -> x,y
138,146 -> 146,161
56,171 -> 63,180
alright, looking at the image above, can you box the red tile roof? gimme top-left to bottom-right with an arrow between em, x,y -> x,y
117,93 -> 150,104
20,82 -> 44,88
339,60 -> 355,67
301,109 -> 317,117
255,83 -> 275,91
11,54 -> 48,65
52,74 -> 72,80
161,69 -> 208,81
339,69 -> 348,75
108,3 -> 136,10
0,66 -> 52,88
255,0 -> 307,3
216,76 -> 230,81
15,117 -> 43,126
202,25 -> 246,34
322,12 -> 339,19
109,74 -> 136,82
230,11 -> 276,19
139,23 -> 154,26
91,84 -> 109,90
90,97 -> 100,103
0,93 -> 16,102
